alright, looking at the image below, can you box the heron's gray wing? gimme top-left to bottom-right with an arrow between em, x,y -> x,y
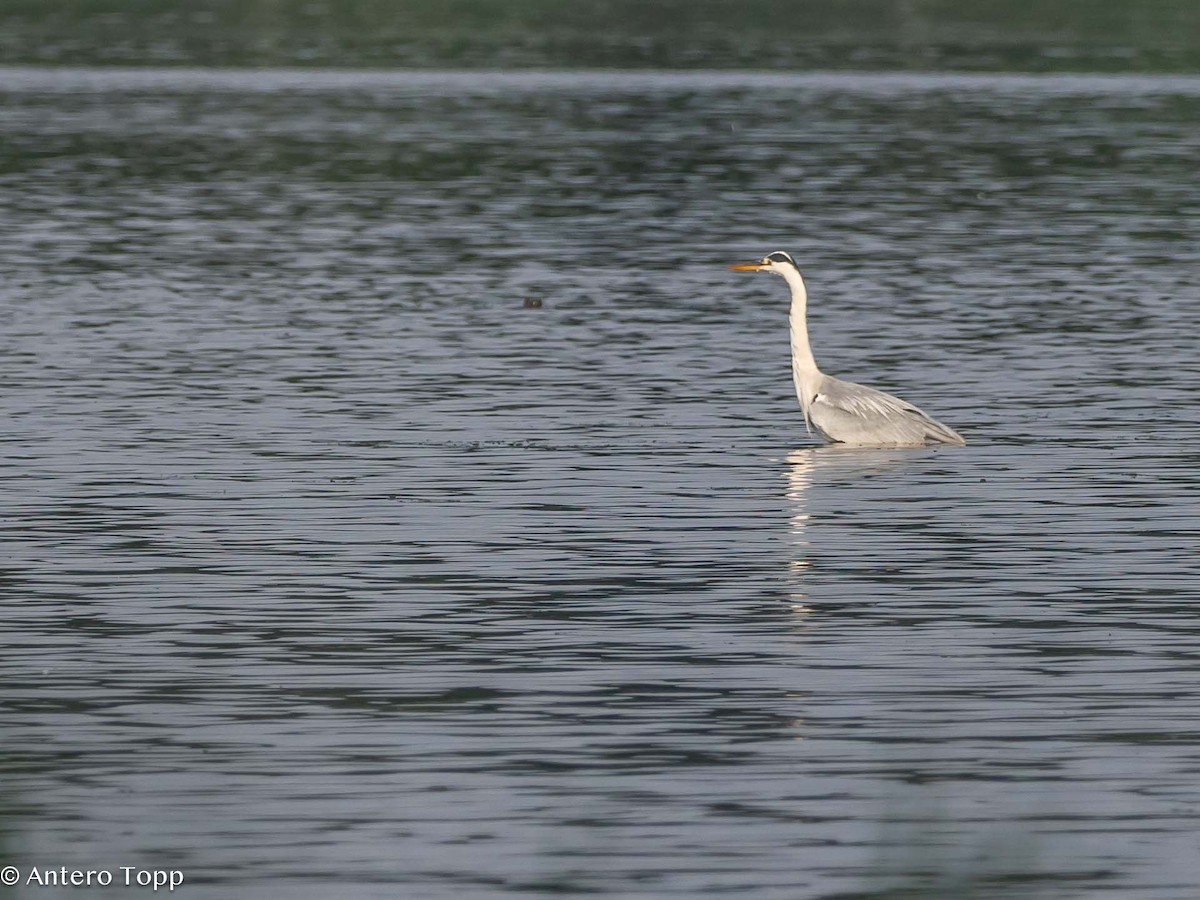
811,377 -> 965,446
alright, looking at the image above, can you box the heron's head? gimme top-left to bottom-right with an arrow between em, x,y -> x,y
730,250 -> 799,277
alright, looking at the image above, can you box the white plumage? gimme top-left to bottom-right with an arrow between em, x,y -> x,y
732,251 -> 965,447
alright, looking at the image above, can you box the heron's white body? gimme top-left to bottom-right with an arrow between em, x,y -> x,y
761,256 -> 965,447
783,265 -> 822,426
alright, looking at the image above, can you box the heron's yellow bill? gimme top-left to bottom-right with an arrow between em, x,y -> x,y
730,261 -> 765,271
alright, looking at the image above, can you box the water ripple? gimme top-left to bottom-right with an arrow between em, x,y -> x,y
1,69 -> 1198,899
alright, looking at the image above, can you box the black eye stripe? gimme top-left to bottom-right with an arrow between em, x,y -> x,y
766,252 -> 794,265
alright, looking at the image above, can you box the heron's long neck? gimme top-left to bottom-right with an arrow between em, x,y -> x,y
784,268 -> 821,406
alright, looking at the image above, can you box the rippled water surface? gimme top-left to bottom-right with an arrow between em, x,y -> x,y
1,69 -> 1199,898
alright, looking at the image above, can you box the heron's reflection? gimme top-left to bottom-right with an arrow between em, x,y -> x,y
782,446 -> 925,618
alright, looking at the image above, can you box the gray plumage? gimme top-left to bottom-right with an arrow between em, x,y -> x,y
808,375 -> 966,446
731,250 -> 965,448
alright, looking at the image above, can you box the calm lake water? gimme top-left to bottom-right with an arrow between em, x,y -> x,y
1,68 -> 1198,899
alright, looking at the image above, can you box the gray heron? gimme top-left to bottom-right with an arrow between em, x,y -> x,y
732,251 -> 965,447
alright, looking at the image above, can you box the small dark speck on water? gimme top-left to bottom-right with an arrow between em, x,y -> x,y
523,297 -> 544,308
